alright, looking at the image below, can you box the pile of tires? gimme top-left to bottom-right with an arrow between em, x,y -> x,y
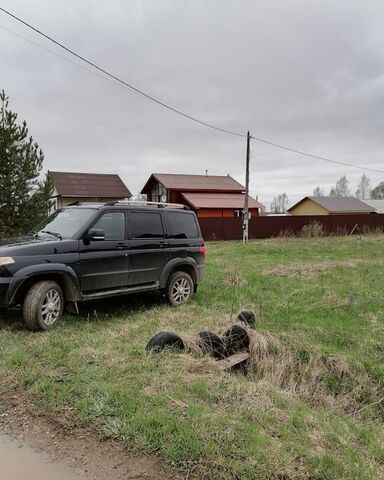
145,310 -> 255,360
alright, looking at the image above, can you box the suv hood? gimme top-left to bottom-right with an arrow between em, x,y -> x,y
0,235 -> 76,257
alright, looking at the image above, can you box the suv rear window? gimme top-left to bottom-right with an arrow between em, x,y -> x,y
130,212 -> 164,238
167,212 -> 199,239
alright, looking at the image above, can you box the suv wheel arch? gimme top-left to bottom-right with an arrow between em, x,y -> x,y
160,259 -> 197,290
11,271 -> 80,306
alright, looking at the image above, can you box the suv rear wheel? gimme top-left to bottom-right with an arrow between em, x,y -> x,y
23,281 -> 64,331
166,271 -> 193,306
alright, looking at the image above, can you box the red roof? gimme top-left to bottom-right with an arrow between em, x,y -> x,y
181,192 -> 262,209
50,171 -> 131,198
141,173 -> 244,194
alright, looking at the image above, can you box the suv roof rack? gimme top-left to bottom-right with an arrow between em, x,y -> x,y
104,200 -> 190,210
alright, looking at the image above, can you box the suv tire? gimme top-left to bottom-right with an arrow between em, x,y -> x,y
166,271 -> 193,306
23,281 -> 64,331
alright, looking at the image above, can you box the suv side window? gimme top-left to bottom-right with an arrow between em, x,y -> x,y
167,212 -> 199,239
92,212 -> 125,240
130,212 -> 164,239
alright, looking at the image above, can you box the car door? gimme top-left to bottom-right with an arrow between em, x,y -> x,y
128,210 -> 170,286
79,210 -> 129,292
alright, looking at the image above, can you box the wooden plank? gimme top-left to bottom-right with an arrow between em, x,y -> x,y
216,352 -> 250,371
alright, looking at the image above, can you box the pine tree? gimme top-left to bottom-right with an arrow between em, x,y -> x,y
0,90 -> 52,237
371,181 -> 384,199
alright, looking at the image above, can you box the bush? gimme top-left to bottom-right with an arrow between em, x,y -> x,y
301,221 -> 325,238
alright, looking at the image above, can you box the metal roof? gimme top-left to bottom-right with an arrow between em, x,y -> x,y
288,196 -> 375,213
141,173 -> 244,193
181,192 -> 262,209
361,199 -> 384,214
50,171 -> 132,198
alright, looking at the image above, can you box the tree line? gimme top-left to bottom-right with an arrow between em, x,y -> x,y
269,175 -> 384,214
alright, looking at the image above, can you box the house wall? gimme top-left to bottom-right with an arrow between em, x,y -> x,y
197,208 -> 259,218
290,199 -> 329,216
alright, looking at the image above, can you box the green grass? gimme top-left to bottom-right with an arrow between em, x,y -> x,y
1,235 -> 384,479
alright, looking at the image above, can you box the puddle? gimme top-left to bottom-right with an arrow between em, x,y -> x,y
0,434 -> 80,480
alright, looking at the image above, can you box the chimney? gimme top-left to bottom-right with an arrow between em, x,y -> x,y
205,169 -> 208,177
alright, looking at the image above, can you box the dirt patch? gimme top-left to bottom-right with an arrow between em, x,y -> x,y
264,260 -> 368,278
0,393 -> 180,480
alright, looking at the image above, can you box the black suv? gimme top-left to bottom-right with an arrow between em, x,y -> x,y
0,202 -> 205,330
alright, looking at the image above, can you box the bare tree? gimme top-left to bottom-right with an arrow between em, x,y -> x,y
329,176 -> 351,197
270,193 -> 289,214
313,186 -> 325,196
355,174 -> 371,199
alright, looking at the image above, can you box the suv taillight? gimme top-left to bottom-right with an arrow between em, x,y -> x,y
199,246 -> 207,255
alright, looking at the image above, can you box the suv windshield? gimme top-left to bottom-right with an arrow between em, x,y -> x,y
33,208 -> 97,239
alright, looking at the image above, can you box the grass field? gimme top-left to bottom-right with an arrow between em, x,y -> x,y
1,235 -> 383,479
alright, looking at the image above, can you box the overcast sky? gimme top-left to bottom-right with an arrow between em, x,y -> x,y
1,0 -> 383,206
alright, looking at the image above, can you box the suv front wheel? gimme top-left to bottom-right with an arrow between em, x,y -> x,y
23,280 -> 64,331
166,271 -> 194,306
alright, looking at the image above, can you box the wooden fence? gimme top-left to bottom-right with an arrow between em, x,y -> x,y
198,214 -> 384,241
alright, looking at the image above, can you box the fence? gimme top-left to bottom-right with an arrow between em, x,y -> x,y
198,214 -> 384,241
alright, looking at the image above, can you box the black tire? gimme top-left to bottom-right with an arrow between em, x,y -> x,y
165,271 -> 194,307
145,331 -> 185,353
23,281 -> 64,331
197,331 -> 226,359
237,310 -> 256,328
223,325 -> 250,354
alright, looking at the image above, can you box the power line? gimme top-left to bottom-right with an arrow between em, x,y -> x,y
0,7 -> 245,138
0,25 -> 126,88
250,135 -> 384,174
1,7 -> 384,175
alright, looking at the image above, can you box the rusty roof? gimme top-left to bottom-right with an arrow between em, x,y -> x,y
141,173 -> 244,193
288,196 -> 375,213
50,171 -> 132,198
181,192 -> 262,209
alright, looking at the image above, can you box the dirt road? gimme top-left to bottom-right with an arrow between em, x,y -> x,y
0,394 -> 179,480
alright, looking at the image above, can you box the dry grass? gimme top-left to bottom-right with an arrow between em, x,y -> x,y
247,329 -> 380,416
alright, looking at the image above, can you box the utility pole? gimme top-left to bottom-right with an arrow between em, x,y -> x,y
243,131 -> 251,244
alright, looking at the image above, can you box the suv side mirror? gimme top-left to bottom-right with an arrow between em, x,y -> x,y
86,228 -> 105,241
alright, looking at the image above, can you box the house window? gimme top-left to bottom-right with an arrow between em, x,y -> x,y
150,183 -> 167,202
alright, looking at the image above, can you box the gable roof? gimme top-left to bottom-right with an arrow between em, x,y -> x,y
141,173 -> 244,194
181,192 -> 262,210
288,196 -> 375,213
361,199 -> 384,214
50,171 -> 131,198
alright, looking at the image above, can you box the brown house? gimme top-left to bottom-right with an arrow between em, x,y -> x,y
141,173 -> 262,218
49,171 -> 132,210
288,196 -> 375,216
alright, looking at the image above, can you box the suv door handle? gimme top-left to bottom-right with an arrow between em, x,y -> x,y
115,242 -> 128,250
159,240 -> 168,248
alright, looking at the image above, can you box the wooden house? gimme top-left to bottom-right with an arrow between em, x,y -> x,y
141,173 -> 262,218
49,171 -> 132,210
288,196 -> 375,216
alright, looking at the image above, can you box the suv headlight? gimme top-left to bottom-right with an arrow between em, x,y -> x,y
0,257 -> 15,266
